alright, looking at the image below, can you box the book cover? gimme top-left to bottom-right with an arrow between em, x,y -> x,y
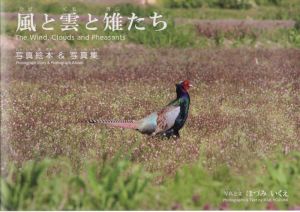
1,0 -> 300,210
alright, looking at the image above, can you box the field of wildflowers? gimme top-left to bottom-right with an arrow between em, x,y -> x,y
1,0 -> 300,210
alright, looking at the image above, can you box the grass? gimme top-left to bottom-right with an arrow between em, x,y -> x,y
2,151 -> 300,210
1,0 -> 300,210
3,18 -> 300,49
1,155 -> 150,210
1,0 -> 300,20
2,46 -> 299,176
2,0 -> 300,49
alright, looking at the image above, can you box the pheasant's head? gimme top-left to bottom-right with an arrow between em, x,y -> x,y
179,80 -> 193,92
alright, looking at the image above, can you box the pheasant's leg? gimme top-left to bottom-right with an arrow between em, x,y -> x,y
164,129 -> 174,138
173,130 -> 180,139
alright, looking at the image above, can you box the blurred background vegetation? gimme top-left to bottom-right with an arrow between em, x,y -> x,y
1,0 -> 300,210
1,0 -> 300,48
1,152 -> 300,210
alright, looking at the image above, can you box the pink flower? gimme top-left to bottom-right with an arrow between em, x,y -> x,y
266,202 -> 278,210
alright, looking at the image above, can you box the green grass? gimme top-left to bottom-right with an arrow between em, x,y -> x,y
2,46 -> 299,188
1,0 -> 300,20
2,0 -> 300,49
1,0 -> 300,210
1,42 -> 300,210
3,18 -> 300,48
1,152 -> 300,210
166,6 -> 299,20
1,154 -> 150,210
148,152 -> 300,210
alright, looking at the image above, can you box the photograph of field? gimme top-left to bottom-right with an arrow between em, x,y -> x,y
1,0 -> 300,210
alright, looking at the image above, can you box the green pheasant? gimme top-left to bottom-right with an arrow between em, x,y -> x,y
89,80 -> 192,138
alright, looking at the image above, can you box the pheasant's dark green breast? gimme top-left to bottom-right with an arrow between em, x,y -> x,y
164,93 -> 190,137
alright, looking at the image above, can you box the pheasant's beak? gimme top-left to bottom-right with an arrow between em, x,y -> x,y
189,84 -> 193,88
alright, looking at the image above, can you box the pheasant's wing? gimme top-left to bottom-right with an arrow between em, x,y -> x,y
167,98 -> 180,106
137,99 -> 181,135
136,112 -> 158,135
153,105 -> 180,135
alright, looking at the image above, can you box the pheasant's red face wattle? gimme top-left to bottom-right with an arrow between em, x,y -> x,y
182,80 -> 192,91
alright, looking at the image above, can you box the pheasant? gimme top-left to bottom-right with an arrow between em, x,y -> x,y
89,80 -> 192,138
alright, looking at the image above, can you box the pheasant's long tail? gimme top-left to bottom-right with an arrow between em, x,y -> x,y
88,119 -> 138,129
